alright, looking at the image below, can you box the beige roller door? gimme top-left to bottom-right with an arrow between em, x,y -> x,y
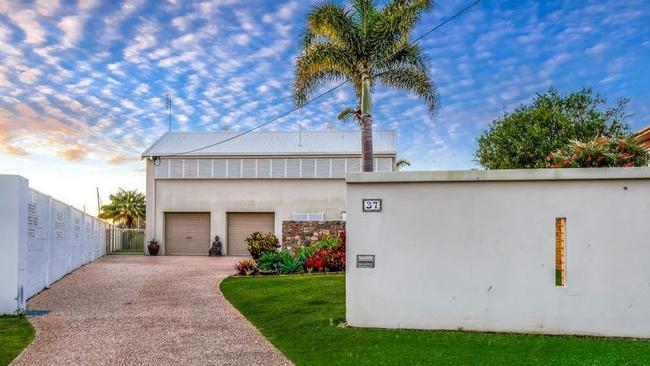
165,212 -> 211,255
227,213 -> 275,256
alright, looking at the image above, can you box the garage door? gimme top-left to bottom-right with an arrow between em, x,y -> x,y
227,213 -> 275,256
165,212 -> 211,255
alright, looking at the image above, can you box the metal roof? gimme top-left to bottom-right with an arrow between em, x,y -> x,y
142,130 -> 397,157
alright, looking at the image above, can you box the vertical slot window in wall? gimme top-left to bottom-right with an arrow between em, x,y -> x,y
555,217 -> 566,287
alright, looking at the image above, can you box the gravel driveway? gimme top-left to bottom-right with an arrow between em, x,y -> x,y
12,256 -> 292,366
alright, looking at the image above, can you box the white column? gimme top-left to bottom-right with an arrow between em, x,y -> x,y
0,175 -> 29,313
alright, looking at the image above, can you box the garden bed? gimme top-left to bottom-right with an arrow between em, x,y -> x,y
234,231 -> 345,276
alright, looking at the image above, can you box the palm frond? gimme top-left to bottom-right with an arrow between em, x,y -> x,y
378,65 -> 439,115
304,2 -> 361,53
337,107 -> 361,124
352,0 -> 378,37
376,41 -> 428,70
370,0 -> 433,58
293,42 -> 353,106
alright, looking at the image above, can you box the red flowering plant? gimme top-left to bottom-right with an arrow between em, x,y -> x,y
547,136 -> 648,168
234,259 -> 258,276
304,231 -> 346,273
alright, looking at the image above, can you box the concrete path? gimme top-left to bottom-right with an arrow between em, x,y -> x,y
13,256 -> 292,366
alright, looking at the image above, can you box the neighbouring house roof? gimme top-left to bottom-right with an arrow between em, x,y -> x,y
142,130 -> 397,157
634,124 -> 650,150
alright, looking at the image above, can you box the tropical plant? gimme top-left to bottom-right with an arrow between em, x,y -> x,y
304,234 -> 346,273
245,232 -> 280,259
293,0 -> 438,172
98,188 -> 145,228
305,245 -> 346,273
475,88 -> 630,169
297,245 -> 317,260
277,251 -> 305,274
257,251 -> 282,271
396,159 -> 411,170
314,236 -> 340,250
234,259 -> 258,276
548,136 -> 649,168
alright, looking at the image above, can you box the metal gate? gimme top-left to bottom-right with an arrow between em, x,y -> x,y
106,228 -> 145,254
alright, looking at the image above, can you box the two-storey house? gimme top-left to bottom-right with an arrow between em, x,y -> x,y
141,130 -> 397,255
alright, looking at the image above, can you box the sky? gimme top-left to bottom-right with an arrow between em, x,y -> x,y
0,0 -> 649,215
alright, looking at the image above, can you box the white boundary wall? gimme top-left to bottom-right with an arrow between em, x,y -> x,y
346,168 -> 650,338
0,175 -> 106,313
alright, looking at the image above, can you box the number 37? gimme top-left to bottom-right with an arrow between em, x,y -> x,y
362,199 -> 382,212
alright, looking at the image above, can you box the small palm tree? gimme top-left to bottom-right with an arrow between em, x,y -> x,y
293,0 -> 438,172
396,158 -> 411,170
98,188 -> 145,228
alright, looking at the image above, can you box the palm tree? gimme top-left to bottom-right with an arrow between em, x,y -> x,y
293,0 -> 438,172
98,188 -> 145,228
396,158 -> 411,170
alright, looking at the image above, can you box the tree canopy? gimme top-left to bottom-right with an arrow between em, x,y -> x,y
475,88 -> 630,169
98,188 -> 145,228
293,0 -> 438,171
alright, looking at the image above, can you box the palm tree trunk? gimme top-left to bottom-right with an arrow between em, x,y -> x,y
360,78 -> 374,172
360,115 -> 374,172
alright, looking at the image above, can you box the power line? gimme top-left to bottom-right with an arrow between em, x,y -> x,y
168,80 -> 350,156
159,0 -> 483,157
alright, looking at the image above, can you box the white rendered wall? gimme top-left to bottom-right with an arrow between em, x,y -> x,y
146,159 -> 346,255
0,176 -> 28,313
0,175 -> 106,314
346,168 -> 650,338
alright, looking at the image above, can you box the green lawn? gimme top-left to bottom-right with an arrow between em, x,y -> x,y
0,316 -> 35,366
220,274 -> 650,365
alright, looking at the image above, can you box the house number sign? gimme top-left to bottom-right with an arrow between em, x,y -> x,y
362,199 -> 382,212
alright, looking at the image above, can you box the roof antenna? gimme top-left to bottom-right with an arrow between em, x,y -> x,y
298,123 -> 303,147
165,91 -> 173,132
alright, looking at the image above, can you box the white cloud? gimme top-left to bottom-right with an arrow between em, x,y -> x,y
232,33 -> 251,46
262,1 -> 299,23
19,68 -> 42,84
78,0 -> 102,12
7,10 -> 47,44
58,15 -> 87,48
35,0 -> 61,16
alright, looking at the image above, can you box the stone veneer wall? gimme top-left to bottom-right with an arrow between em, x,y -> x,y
282,221 -> 346,249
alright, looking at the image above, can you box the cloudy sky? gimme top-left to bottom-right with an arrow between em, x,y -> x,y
0,0 -> 649,214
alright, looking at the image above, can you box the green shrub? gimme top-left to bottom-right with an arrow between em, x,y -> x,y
314,237 -> 340,249
257,251 -> 282,271
277,251 -> 305,274
297,245 -> 316,260
246,232 -> 280,259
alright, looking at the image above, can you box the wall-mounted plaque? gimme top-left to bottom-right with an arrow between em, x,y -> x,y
357,254 -> 375,268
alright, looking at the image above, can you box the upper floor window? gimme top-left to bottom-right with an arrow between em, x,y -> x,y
154,157 -> 394,179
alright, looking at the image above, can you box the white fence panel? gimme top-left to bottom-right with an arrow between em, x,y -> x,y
20,186 -> 107,304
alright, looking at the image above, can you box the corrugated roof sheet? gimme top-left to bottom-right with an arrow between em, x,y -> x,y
142,130 -> 397,157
